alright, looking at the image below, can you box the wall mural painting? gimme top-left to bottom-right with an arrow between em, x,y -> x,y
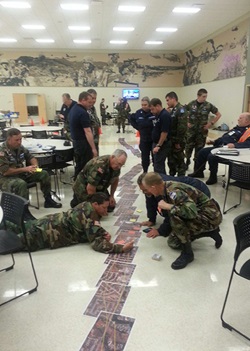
183,20 -> 248,86
0,52 -> 184,87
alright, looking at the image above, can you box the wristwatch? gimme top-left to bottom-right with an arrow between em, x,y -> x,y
156,144 -> 161,148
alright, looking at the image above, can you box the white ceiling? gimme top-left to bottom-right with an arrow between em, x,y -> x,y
0,0 -> 250,52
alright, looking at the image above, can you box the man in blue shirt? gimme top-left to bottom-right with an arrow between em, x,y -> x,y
69,91 -> 97,180
150,98 -> 172,174
129,96 -> 154,172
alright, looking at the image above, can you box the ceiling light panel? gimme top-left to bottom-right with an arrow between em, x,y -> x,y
73,39 -> 91,44
0,38 -> 17,42
172,7 -> 201,13
113,27 -> 134,32
35,39 -> 54,43
60,3 -> 89,10
22,24 -> 45,30
156,27 -> 177,32
110,40 -> 128,44
118,5 -> 145,12
0,1 -> 30,8
68,26 -> 90,31
145,41 -> 163,45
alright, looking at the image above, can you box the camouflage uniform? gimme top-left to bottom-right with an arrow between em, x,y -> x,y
162,181 -> 222,244
88,105 -> 101,154
73,155 -> 120,203
20,201 -> 124,253
0,142 -> 51,199
185,100 -> 218,162
115,102 -> 131,132
168,103 -> 187,176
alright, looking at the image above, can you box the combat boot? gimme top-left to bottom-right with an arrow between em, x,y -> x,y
122,128 -> 125,133
116,129 -> 120,133
70,194 -> 79,208
193,227 -> 222,248
209,228 -> 223,248
171,242 -> 194,270
44,194 -> 62,208
188,170 -> 204,178
206,172 -> 217,185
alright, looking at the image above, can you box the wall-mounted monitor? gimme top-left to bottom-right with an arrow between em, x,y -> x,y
122,88 -> 140,100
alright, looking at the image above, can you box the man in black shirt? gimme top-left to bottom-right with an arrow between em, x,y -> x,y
69,91 -> 97,180
188,112 -> 250,184
150,98 -> 172,174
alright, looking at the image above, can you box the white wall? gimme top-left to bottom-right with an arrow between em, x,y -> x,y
0,86 -> 182,119
0,78 -> 245,126
179,76 -> 246,128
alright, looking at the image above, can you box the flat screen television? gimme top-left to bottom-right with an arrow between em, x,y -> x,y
122,89 -> 140,100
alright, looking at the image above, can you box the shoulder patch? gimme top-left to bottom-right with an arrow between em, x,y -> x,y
97,167 -> 104,174
169,191 -> 177,200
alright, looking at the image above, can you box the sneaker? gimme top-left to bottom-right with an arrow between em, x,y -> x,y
44,197 -> 62,208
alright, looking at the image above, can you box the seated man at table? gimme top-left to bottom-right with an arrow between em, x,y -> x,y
20,193 -> 134,254
0,128 -> 62,218
188,112 -> 250,185
70,149 -> 127,210
142,172 -> 223,270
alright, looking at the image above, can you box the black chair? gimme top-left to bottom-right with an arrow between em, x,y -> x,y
48,120 -> 59,126
27,182 -> 39,209
54,148 -> 74,185
36,154 -> 61,200
221,211 -> 250,341
0,192 -> 38,307
223,161 -> 250,214
31,130 -> 48,139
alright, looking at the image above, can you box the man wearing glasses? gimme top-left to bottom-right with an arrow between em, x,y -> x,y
70,149 -> 127,211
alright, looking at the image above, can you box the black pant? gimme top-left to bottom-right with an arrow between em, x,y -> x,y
139,140 -> 153,172
72,140 -> 93,180
153,141 -> 170,175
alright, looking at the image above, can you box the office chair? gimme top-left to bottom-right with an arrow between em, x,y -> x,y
31,130 -> 48,139
223,161 -> 250,214
221,211 -> 250,341
0,192 -> 38,307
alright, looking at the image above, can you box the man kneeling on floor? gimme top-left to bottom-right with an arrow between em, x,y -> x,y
18,193 -> 134,254
137,173 -> 213,250
70,149 -> 127,211
142,172 -> 222,270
